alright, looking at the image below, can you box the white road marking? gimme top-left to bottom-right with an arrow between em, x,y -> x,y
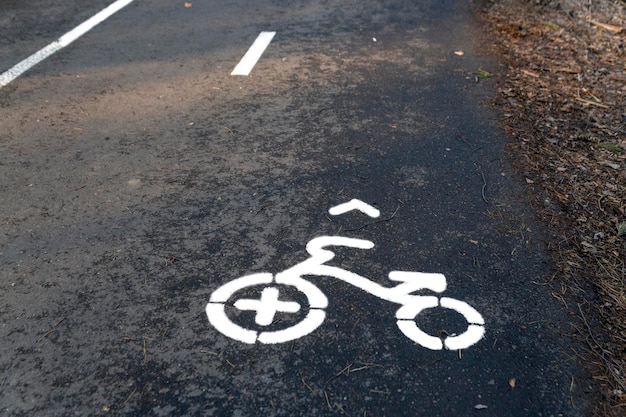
234,286 -> 301,326
396,297 -> 485,350
328,199 -> 380,218
206,201 -> 486,349
206,272 -> 328,344
0,0 -> 136,88
231,31 -> 276,76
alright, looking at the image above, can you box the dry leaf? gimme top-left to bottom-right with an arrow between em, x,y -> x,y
483,1 -> 626,408
454,51 -> 464,56
509,378 -> 516,388
184,2 -> 192,8
581,241 -> 598,253
602,161 -> 621,170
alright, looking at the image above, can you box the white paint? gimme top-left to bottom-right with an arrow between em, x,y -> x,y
387,271 -> 447,300
282,237 -> 448,305
206,201 -> 485,349
440,297 -> 485,325
207,272 -> 327,344
443,325 -> 485,351
206,302 -> 258,344
231,31 -> 276,76
396,296 -> 443,350
396,297 -> 485,350
0,0 -> 135,88
257,310 -> 325,344
209,273 -> 273,303
274,271 -> 328,309
328,199 -> 380,218
234,287 -> 300,326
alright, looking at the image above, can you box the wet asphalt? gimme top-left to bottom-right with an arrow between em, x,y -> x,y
0,0 -> 589,415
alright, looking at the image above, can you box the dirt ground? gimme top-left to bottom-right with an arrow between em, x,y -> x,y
480,0 -> 625,415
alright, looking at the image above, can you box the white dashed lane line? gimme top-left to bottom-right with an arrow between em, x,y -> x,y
0,0 -> 136,88
231,31 -> 276,76
2,2 -> 277,87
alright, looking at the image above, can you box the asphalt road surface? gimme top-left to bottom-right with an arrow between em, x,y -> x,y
1,0 -> 589,415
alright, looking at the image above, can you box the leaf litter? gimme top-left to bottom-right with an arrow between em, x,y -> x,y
481,1 -> 625,416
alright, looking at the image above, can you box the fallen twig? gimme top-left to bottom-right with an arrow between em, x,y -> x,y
474,163 -> 489,204
299,372 -> 316,395
575,97 -> 609,109
587,18 -> 623,34
37,318 -> 65,343
323,390 -> 332,410
577,304 -> 626,392
344,204 -> 402,232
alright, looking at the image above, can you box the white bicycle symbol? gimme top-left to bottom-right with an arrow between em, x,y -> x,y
206,200 -> 485,350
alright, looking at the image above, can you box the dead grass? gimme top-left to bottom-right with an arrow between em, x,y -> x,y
480,0 -> 625,415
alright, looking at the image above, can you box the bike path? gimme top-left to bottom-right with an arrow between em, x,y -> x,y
0,0 -> 588,415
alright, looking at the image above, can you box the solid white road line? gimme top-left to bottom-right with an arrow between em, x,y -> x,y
231,31 -> 276,76
0,0 -> 136,88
